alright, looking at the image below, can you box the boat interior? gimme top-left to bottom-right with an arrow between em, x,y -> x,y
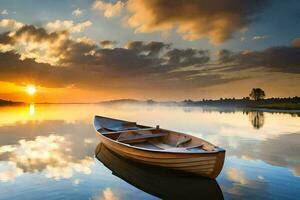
95,117 -> 217,153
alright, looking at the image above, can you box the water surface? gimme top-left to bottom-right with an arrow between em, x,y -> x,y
0,104 -> 299,199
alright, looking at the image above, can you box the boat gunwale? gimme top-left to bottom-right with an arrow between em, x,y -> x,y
94,116 -> 226,155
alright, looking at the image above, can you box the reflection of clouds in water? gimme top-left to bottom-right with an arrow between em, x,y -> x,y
93,188 -> 120,200
84,138 -> 94,145
0,134 -> 93,182
0,161 -> 23,182
225,133 -> 300,177
257,133 -> 300,177
72,178 -> 81,186
292,168 -> 300,176
227,168 -> 248,185
225,167 -> 268,197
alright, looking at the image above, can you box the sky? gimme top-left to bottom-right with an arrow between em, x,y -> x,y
0,0 -> 300,102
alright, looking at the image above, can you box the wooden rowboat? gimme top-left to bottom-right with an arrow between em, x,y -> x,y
95,143 -> 224,199
94,115 -> 225,179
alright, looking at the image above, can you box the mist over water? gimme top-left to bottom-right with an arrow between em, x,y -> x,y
0,104 -> 299,200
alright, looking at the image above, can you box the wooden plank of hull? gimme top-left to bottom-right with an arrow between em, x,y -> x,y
135,160 -> 216,168
118,152 -> 217,163
115,149 -> 217,163
98,134 -> 225,179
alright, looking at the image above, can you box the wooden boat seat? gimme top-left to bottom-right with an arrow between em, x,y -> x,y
132,142 -> 164,150
117,133 -> 167,144
176,136 -> 192,147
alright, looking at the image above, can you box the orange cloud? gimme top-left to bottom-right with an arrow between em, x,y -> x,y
0,19 -> 24,30
125,0 -> 268,44
1,25 -> 71,65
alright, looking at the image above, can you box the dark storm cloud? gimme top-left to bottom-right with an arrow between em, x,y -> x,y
126,41 -> 171,57
165,49 -> 210,66
218,46 -> 300,73
126,0 -> 269,44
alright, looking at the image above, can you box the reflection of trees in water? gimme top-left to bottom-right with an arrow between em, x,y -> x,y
290,113 -> 300,117
247,111 -> 265,129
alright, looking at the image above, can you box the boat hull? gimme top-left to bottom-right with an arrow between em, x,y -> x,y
97,133 -> 225,179
95,143 -> 224,199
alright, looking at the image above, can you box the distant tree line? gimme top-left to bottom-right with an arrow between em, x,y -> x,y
0,99 -> 23,105
183,88 -> 300,107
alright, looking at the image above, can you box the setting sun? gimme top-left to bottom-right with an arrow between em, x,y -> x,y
26,85 -> 37,95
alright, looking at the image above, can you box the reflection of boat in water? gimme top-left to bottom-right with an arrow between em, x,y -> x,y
94,116 -> 225,179
95,143 -> 224,200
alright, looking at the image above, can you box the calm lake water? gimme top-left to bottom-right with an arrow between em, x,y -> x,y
0,104 -> 299,200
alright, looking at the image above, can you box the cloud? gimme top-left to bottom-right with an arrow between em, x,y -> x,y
93,0 -> 125,18
0,44 -> 14,52
1,9 -> 8,15
0,19 -> 24,30
165,48 -> 210,66
218,45 -> 300,73
72,8 -> 83,17
125,0 -> 268,44
45,20 -> 92,33
252,35 -> 267,40
77,36 -> 96,45
126,40 -> 171,57
100,40 -> 117,49
0,25 -> 71,65
0,24 -> 299,94
0,27 -> 225,91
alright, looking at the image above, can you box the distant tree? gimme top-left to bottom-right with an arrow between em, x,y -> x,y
243,97 -> 250,100
147,99 -> 155,104
249,88 -> 266,101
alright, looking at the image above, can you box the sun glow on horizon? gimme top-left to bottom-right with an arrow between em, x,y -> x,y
26,85 -> 37,96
